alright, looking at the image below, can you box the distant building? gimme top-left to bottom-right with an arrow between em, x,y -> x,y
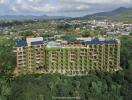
16,37 -> 120,75
75,28 -> 80,32
106,32 -> 118,36
120,32 -> 130,36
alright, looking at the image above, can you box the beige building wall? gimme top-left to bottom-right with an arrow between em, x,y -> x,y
44,43 -> 120,75
16,41 -> 120,75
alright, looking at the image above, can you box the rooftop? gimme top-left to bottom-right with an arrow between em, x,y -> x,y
85,39 -> 117,45
16,37 -> 44,47
31,41 -> 44,46
16,40 -> 27,47
16,37 -> 119,48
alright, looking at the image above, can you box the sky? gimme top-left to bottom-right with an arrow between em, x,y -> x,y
0,0 -> 132,17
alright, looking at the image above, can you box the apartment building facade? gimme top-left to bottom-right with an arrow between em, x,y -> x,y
16,37 -> 45,73
16,37 -> 120,75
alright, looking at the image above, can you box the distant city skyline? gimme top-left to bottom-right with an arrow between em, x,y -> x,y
0,0 -> 132,17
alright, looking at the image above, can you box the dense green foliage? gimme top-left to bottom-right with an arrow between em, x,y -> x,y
81,27 -> 106,37
130,32 -> 132,36
0,39 -> 16,75
0,78 -> 11,100
1,70 -> 131,100
120,36 -> 132,69
19,30 -> 36,36
63,34 -> 77,42
57,23 -> 74,31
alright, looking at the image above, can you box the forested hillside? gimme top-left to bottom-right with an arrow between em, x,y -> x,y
83,7 -> 132,23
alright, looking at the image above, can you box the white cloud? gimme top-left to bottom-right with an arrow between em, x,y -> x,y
63,0 -> 132,4
0,0 -> 132,16
11,6 -> 18,12
76,5 -> 90,10
0,0 -> 4,4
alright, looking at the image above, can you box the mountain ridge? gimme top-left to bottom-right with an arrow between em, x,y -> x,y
0,15 -> 70,21
83,7 -> 132,21
0,7 -> 132,21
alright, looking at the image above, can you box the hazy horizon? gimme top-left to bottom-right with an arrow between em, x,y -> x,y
0,0 -> 132,17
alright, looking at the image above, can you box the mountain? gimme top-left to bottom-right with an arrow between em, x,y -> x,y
0,15 -> 69,21
1,7 -> 132,22
83,7 -> 132,21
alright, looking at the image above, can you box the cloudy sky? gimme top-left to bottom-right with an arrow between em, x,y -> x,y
0,0 -> 132,17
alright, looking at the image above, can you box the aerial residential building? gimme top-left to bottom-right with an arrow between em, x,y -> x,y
16,37 -> 45,72
16,37 -> 120,75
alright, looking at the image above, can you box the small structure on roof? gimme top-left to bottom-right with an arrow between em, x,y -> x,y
47,41 -> 63,48
16,37 -> 44,47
